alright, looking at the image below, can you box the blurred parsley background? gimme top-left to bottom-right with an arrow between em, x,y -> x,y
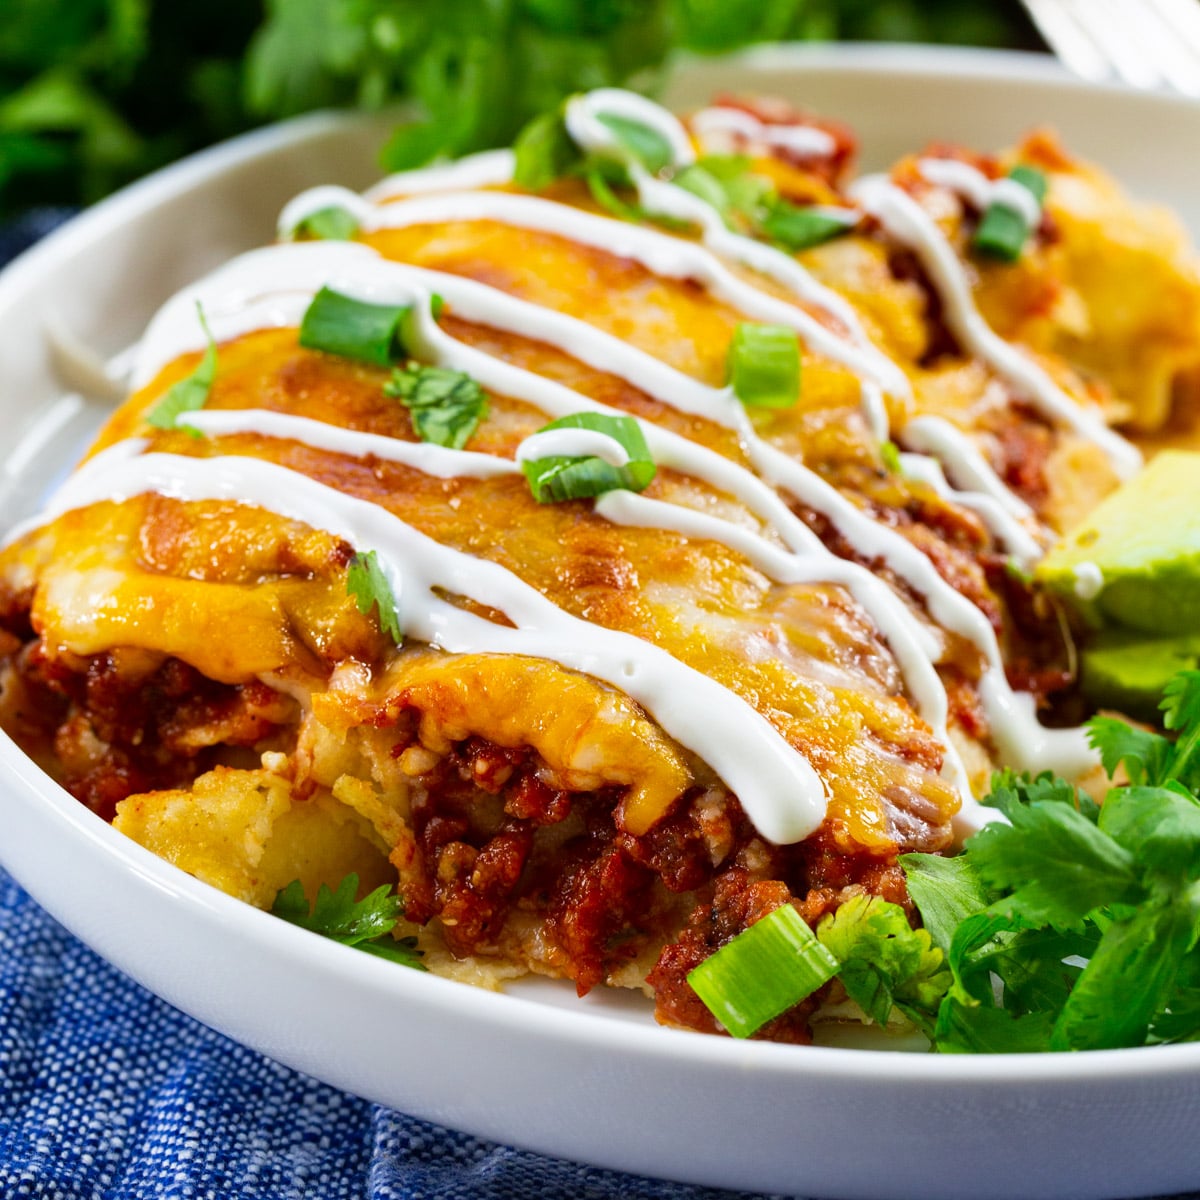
0,0 -> 1040,218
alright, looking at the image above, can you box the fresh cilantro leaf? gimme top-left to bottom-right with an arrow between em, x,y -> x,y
1097,785 -> 1200,882
145,302 -> 217,433
358,935 -> 427,970
816,894 -> 950,1034
964,797 -> 1141,930
934,995 -> 1055,1054
988,925 -> 1096,1017
1162,670 -> 1200,786
899,851 -> 990,956
1051,897 -> 1198,1050
1086,714 -> 1172,788
272,873 -> 424,969
985,768 -> 1098,822
346,550 -> 403,645
384,361 -> 488,450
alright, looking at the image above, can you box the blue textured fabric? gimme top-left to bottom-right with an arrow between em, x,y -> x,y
0,210 -> 781,1200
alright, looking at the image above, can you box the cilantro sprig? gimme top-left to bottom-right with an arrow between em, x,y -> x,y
145,302 -> 217,433
272,873 -> 425,970
689,670 -> 1200,1052
384,362 -> 488,450
346,550 -> 403,645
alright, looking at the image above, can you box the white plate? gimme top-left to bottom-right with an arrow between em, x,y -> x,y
3,45 -> 1200,1200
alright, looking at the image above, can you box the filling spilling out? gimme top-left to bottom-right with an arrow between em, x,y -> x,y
5,89 -> 1200,1052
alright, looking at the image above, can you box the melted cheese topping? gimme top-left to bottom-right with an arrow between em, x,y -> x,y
8,87 -> 1170,853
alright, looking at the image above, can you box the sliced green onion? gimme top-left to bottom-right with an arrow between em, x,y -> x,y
880,440 -> 902,474
727,323 -> 801,410
594,112 -> 674,175
1009,164 -> 1048,205
520,412 -> 655,505
687,905 -> 839,1038
299,287 -> 411,367
760,199 -> 857,252
346,550 -> 403,645
146,302 -> 217,434
512,108 -> 581,191
973,165 -> 1048,263
384,362 -> 488,450
289,206 -> 360,242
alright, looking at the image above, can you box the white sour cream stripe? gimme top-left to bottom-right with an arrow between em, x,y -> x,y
131,240 -> 1091,788
917,158 -> 1042,228
689,105 -> 838,158
850,173 -> 1142,480
146,400 -> 970,812
38,444 -> 828,845
280,184 -> 904,395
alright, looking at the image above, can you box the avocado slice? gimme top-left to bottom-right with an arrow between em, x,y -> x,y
1037,451 -> 1200,634
1081,629 -> 1200,719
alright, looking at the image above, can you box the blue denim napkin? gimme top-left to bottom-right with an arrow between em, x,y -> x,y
0,211 -> 779,1200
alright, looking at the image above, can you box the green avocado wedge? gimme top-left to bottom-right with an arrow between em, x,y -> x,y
1081,630 -> 1200,719
1037,451 -> 1200,634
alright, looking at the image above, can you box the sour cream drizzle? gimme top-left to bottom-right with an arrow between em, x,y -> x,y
850,172 -> 1142,480
689,105 -> 838,159
917,157 -> 1042,228
29,88 -> 1141,844
36,444 -> 826,844
132,239 -> 1094,789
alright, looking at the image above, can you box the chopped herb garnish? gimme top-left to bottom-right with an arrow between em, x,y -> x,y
288,205 -> 360,242
299,286 -> 412,367
880,440 -> 902,474
145,302 -> 217,433
519,412 -> 655,505
384,362 -> 489,450
346,550 -> 403,645
760,198 -> 858,252
816,895 -> 951,1038
272,873 -> 425,970
686,904 -> 839,1038
727,322 -> 801,409
687,670 -> 1200,1051
973,164 -> 1048,263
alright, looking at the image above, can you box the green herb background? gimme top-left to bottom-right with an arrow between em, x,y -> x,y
0,0 -> 1037,217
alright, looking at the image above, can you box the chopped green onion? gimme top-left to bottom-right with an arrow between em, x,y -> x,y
880,440 -> 902,474
346,550 -> 403,644
384,362 -> 488,450
146,302 -> 217,434
1009,164 -> 1049,205
727,323 -> 801,409
299,287 -> 412,367
289,206 -> 360,242
760,198 -> 857,252
594,112 -> 674,175
687,905 -> 839,1038
520,412 -> 655,505
973,165 -> 1048,263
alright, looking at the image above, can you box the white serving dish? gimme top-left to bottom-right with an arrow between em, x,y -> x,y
3,45 -> 1200,1200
